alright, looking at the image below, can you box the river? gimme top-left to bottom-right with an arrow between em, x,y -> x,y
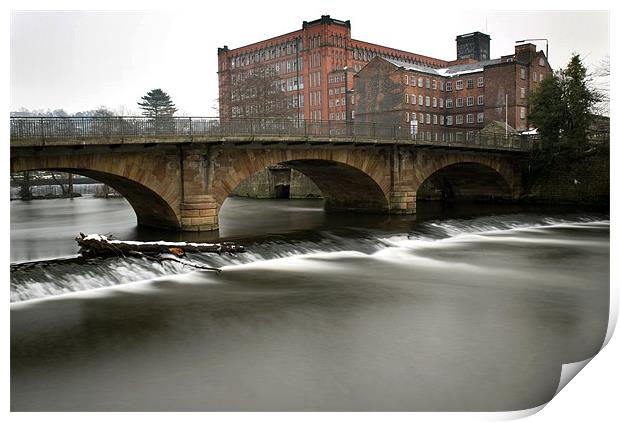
10,196 -> 609,411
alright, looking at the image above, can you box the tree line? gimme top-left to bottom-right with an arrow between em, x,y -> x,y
527,53 -> 608,178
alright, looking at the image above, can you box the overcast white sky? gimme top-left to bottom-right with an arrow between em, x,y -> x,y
10,4 -> 610,116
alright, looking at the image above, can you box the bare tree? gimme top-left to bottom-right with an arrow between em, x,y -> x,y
10,171 -> 35,200
229,67 -> 299,119
48,172 -> 75,197
592,55 -> 609,116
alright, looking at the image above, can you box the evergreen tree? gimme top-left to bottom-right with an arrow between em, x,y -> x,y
528,54 -> 602,154
528,73 -> 566,151
137,89 -> 178,118
563,54 -> 600,152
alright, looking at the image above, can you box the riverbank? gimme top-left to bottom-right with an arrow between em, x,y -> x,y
522,146 -> 609,207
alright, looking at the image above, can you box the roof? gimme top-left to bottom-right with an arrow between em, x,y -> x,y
383,57 -> 501,78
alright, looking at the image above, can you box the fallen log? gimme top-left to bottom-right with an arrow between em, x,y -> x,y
75,233 -> 244,258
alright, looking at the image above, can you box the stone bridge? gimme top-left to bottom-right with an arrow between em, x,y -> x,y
10,117 -> 528,231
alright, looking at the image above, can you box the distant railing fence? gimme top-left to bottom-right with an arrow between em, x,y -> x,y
9,116 -> 555,151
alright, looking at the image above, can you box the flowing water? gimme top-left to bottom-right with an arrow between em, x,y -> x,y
10,196 -> 609,411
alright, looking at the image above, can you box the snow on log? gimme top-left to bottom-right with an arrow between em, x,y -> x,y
75,233 -> 244,258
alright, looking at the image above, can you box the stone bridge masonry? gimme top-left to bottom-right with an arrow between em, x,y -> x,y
11,141 -> 523,232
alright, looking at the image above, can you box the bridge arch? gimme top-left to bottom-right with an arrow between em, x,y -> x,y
11,153 -> 181,230
211,149 -> 392,214
413,153 -> 519,202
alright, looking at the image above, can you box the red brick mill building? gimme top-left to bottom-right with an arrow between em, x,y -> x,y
217,15 -> 551,133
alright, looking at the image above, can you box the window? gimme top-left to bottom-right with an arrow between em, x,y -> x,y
466,114 -> 474,124
425,114 -> 431,124
329,99 -> 334,107
405,75 -> 409,85
477,95 -> 484,105
520,68 -> 526,79
467,79 -> 474,89
533,72 -> 538,82
456,98 -> 464,107
467,96 -> 474,106
405,94 -> 409,104
456,80 -> 463,90
446,81 -> 453,91
433,114 -> 438,125
405,112 -> 409,122
432,97 -> 437,107
425,96 -> 431,107
411,112 -> 417,121
411,75 -> 416,87
520,87 -> 526,99
456,115 -> 463,125
418,95 -> 423,105
439,98 -> 444,108
411,95 -> 417,105
418,77 -> 423,87
477,112 -> 484,123
446,99 -> 453,108
329,89 -> 333,96
446,115 -> 453,126
419,113 -> 424,123
520,107 -> 526,119
539,73 -> 544,82
432,80 -> 437,90
478,77 -> 484,87
425,79 -> 430,89
440,81 -> 444,91
440,115 -> 445,125
539,57 -> 545,66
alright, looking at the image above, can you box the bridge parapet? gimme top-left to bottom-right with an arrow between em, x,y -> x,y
10,116 -> 534,152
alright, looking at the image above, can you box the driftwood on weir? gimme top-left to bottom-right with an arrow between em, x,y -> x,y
75,233 -> 244,272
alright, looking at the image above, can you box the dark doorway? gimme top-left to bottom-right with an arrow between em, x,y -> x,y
274,184 -> 290,199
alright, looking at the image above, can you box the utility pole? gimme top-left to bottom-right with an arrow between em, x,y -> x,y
505,93 -> 508,140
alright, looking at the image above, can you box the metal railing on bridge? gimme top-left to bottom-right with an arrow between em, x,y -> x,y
10,116 -> 535,152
